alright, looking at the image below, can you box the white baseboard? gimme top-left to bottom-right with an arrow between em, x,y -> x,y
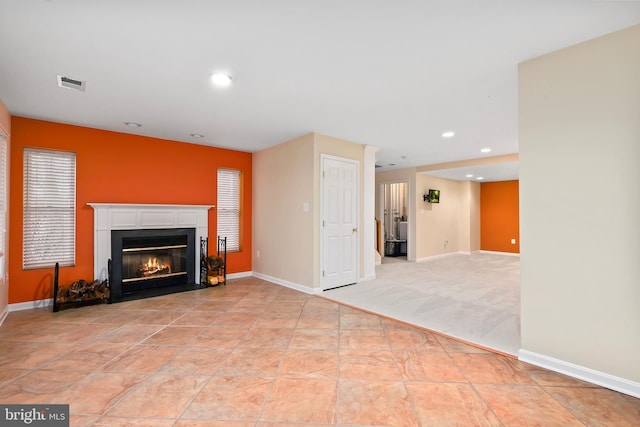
360,273 -> 376,282
416,251 -> 470,263
518,349 -> 640,398
479,250 -> 520,257
226,271 -> 253,280
251,272 -> 320,295
8,298 -> 53,312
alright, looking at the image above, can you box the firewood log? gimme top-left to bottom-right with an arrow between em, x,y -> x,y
206,256 -> 225,270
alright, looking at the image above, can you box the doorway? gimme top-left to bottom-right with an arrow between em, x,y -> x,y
382,182 -> 408,261
321,155 -> 359,290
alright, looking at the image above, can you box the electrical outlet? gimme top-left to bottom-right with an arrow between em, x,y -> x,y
511,238 -> 516,245
257,250 -> 261,258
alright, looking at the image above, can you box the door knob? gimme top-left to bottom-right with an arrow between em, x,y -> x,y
352,227 -> 358,233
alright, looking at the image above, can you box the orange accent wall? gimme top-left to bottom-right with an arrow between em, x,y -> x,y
480,180 -> 519,253
9,117 -> 252,304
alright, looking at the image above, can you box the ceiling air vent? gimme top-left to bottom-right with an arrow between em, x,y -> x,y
57,75 -> 86,91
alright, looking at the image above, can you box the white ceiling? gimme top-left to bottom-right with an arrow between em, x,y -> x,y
1,1 -> 639,181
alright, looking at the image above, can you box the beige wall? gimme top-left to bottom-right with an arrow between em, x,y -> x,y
417,154 -> 519,174
313,133 -> 365,287
253,132 -> 366,290
0,99 -> 10,320
253,134 -> 315,288
0,100 -> 9,137
375,168 -> 416,260
415,173 -> 480,259
520,25 -> 640,382
468,181 -> 481,251
375,169 -> 480,261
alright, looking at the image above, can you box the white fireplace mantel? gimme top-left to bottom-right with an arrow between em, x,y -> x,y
88,203 -> 213,282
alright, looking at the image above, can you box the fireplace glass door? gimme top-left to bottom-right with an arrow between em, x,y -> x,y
122,234 -> 188,285
110,228 -> 196,301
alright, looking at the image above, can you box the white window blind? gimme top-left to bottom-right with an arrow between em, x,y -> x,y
23,148 -> 76,269
0,134 -> 6,269
217,168 -> 240,252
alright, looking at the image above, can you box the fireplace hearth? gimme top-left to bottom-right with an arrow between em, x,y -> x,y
110,228 -> 197,302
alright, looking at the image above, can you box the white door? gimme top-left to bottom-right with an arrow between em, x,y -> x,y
322,155 -> 359,290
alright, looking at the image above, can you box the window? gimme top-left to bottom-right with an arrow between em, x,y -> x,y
23,148 -> 76,269
0,133 -> 6,277
217,168 -> 240,252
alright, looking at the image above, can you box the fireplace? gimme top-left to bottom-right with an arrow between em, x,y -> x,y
89,203 -> 212,301
110,228 -> 197,302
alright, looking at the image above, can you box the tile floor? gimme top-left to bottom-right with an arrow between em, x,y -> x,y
0,277 -> 638,426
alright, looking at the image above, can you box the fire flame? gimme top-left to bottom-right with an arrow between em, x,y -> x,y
141,257 -> 171,276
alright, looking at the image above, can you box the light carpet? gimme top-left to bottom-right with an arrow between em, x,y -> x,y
323,252 -> 520,355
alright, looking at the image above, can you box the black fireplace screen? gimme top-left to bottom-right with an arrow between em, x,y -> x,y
110,228 -> 196,301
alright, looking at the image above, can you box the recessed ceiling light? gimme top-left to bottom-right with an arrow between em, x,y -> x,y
480,147 -> 492,153
124,122 -> 142,128
476,177 -> 484,180
465,174 -> 473,178
190,133 -> 204,138
441,131 -> 455,138
211,73 -> 232,86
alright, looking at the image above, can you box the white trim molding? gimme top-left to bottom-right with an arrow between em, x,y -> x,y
360,273 -> 376,282
416,251 -> 470,263
9,298 -> 53,312
363,144 -> 380,282
252,272 -> 321,295
227,271 -> 253,280
519,349 -> 640,398
88,203 -> 213,284
479,250 -> 520,257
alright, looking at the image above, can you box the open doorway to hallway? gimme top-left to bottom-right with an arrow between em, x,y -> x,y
381,181 -> 408,262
